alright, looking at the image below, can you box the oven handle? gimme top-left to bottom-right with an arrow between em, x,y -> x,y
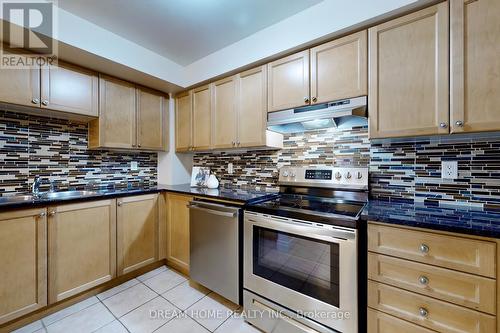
246,216 -> 356,242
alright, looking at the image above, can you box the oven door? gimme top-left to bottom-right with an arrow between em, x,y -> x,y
244,211 -> 357,333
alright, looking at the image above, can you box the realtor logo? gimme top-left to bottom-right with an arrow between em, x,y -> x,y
1,0 -> 58,68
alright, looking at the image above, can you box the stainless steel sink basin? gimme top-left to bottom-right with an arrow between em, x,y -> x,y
0,195 -> 36,204
40,190 -> 99,200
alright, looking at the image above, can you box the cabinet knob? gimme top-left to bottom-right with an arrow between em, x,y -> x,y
419,307 -> 429,318
42,100 -> 49,106
418,275 -> 429,285
304,97 -> 310,104
455,120 -> 464,127
48,210 -> 56,216
237,141 -> 240,146
138,144 -> 141,147
439,122 -> 447,128
419,243 -> 429,254
117,202 -> 123,206
32,98 -> 39,104
38,212 -> 46,218
312,97 -> 317,103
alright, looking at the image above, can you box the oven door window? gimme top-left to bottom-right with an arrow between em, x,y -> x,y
253,226 -> 340,307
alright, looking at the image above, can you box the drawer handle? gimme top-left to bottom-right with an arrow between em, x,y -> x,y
419,243 -> 429,254
419,307 -> 429,318
418,276 -> 429,285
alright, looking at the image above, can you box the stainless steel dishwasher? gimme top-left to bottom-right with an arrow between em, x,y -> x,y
188,199 -> 241,304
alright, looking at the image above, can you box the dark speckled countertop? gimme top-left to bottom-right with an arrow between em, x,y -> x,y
364,199 -> 500,238
0,183 -> 278,210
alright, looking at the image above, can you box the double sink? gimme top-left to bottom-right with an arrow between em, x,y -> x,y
0,190 -> 101,205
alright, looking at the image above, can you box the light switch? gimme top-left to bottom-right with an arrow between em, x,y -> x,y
228,163 -> 233,174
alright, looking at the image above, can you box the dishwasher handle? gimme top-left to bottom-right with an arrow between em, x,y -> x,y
187,204 -> 237,218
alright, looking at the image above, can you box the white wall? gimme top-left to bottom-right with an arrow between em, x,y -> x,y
157,97 -> 192,185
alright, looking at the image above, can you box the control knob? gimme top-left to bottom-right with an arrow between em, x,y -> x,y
346,172 -> 352,179
357,172 -> 363,180
290,172 -> 296,178
335,172 -> 342,180
282,170 -> 289,177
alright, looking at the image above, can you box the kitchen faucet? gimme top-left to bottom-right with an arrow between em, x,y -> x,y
31,176 -> 42,196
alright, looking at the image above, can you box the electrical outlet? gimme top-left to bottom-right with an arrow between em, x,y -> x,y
228,163 -> 234,174
130,161 -> 138,171
441,161 -> 458,179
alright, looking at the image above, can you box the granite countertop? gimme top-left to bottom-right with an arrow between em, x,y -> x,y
0,184 -> 279,209
158,184 -> 279,204
364,199 -> 500,238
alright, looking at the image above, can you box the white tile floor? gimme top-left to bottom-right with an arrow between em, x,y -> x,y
12,266 -> 260,333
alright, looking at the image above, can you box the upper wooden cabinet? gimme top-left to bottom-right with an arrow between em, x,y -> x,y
0,208 -> 47,325
89,75 -> 168,151
212,75 -> 238,149
175,91 -> 193,152
117,194 -> 159,275
47,200 -> 116,303
0,68 -> 40,108
368,3 -> 449,139
268,50 -> 310,112
192,85 -> 212,150
41,62 -> 98,117
137,88 -> 167,150
310,30 -> 367,104
238,65 -> 269,147
450,0 -> 500,134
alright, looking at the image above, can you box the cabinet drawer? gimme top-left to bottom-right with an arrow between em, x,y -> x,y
368,224 -> 496,277
368,281 -> 496,333
368,309 -> 437,333
368,253 -> 496,314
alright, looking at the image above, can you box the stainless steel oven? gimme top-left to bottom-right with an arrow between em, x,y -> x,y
244,211 -> 358,333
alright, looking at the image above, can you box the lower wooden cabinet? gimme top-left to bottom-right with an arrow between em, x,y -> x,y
117,194 -> 159,275
47,200 -> 116,303
165,193 -> 192,275
0,208 -> 47,325
368,309 -> 437,333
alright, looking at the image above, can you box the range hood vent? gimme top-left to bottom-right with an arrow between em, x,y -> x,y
267,96 -> 367,133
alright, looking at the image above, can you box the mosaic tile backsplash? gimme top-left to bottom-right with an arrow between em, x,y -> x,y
194,126 -> 500,208
0,111 -> 157,195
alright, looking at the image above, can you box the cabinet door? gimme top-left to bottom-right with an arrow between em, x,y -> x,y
96,75 -> 137,148
47,200 -> 116,303
175,91 -> 192,152
166,193 -> 192,275
137,88 -> 167,151
192,85 -> 212,150
0,208 -> 47,325
40,62 -> 98,117
450,0 -> 500,133
0,67 -> 40,107
310,30 -> 367,104
212,75 -> 238,149
267,50 -> 310,112
237,65 -> 267,147
117,194 -> 159,275
368,3 -> 449,139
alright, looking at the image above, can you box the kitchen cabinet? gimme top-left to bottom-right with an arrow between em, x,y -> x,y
117,194 -> 159,275
368,3 -> 449,139
192,85 -> 212,150
175,91 -> 193,152
137,87 -> 167,150
89,75 -> 168,151
166,193 -> 192,275
367,222 -> 499,333
47,200 -> 116,303
0,61 -> 97,119
267,50 -> 310,112
238,65 -> 269,147
450,0 -> 500,134
0,67 -> 40,108
212,75 -> 238,149
41,62 -> 98,117
310,30 -> 367,104
0,208 -> 47,325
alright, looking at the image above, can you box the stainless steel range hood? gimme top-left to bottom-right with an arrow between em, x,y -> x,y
267,96 -> 367,133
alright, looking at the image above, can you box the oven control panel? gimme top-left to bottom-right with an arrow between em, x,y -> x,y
279,166 -> 368,190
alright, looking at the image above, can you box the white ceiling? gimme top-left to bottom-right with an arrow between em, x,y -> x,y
57,0 -> 322,66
